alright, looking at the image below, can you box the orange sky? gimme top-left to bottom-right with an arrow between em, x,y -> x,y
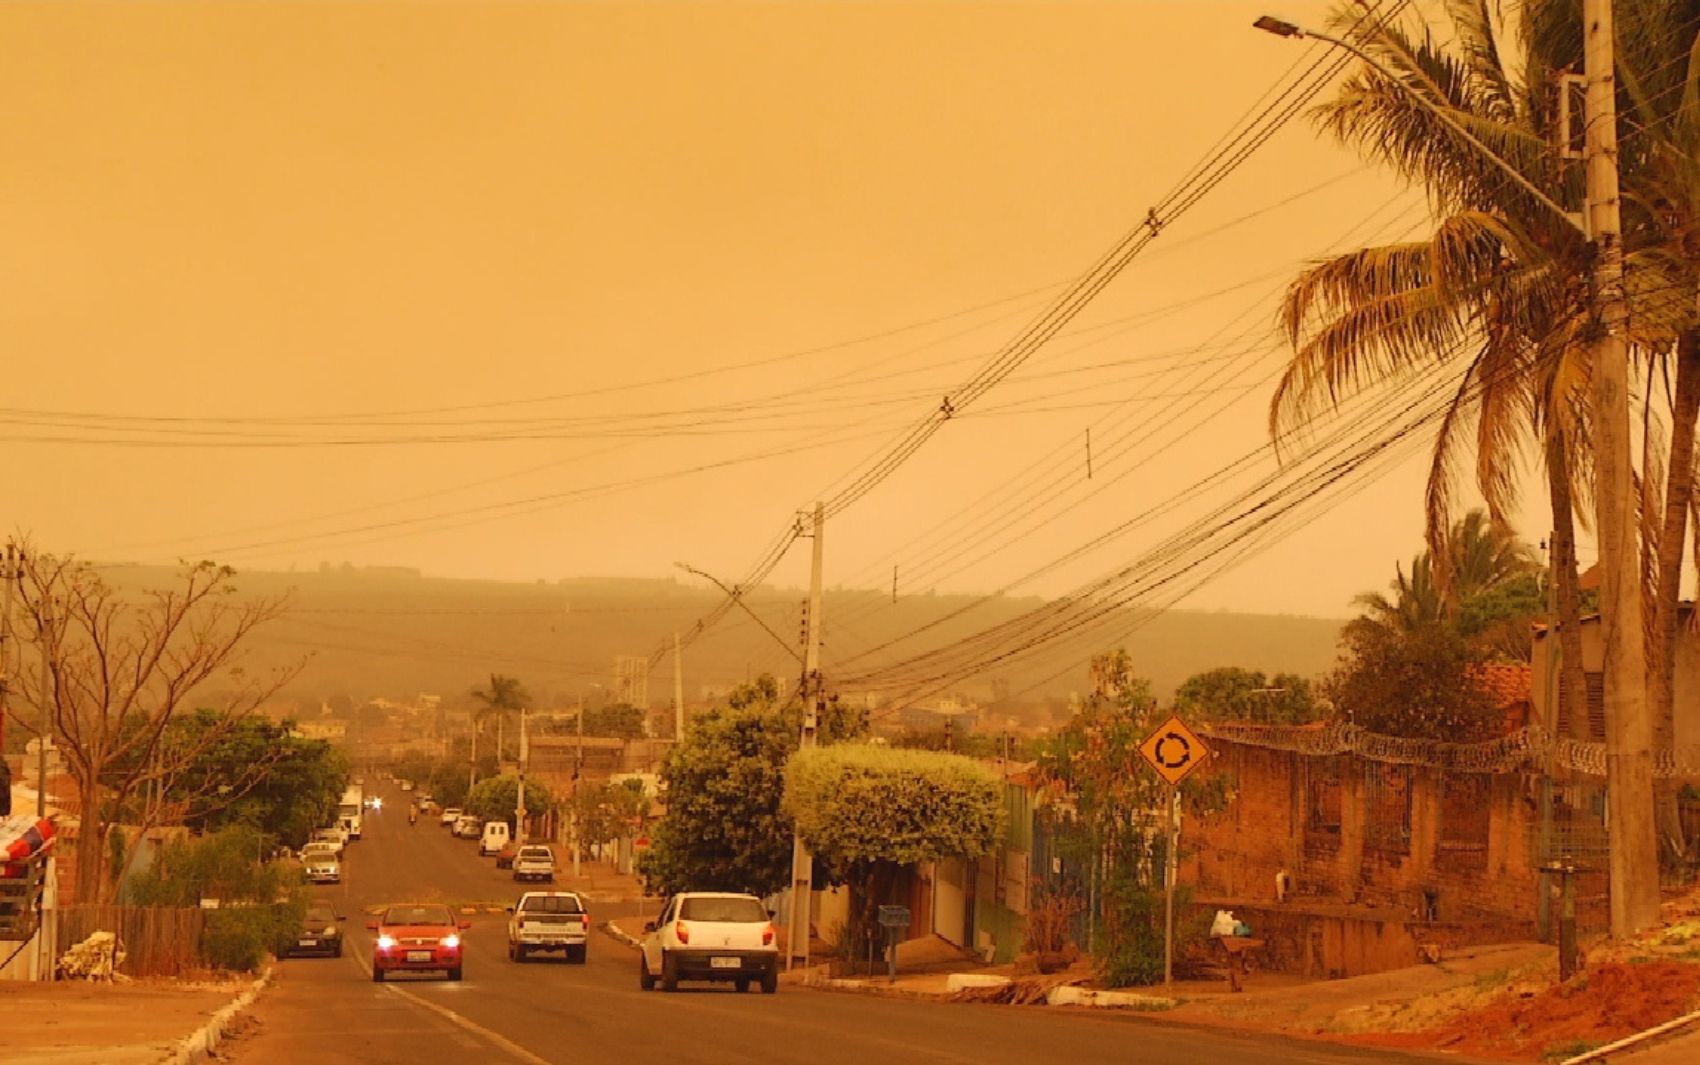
0,1 -> 1536,624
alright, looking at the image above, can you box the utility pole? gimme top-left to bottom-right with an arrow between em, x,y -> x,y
573,692 -> 584,879
516,707 -> 528,846
468,717 -> 478,795
673,632 -> 684,741
787,502 -> 824,971
1538,536 -> 1560,942
36,596 -> 52,818
1583,0 -> 1659,938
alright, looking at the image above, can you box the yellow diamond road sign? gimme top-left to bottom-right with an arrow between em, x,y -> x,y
1139,715 -> 1210,787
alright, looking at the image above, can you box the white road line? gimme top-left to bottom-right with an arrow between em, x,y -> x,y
346,942 -> 550,1065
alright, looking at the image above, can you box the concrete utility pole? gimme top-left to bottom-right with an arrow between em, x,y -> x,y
1582,0 -> 1659,938
673,632 -> 684,741
516,707 -> 528,846
573,692 -> 584,878
787,502 -> 825,971
469,718 -> 478,794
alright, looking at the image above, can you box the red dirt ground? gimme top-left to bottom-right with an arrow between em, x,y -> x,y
1345,961 -> 1700,1062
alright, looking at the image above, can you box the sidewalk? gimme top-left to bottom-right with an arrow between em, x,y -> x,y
0,977 -> 254,1065
546,863 -> 648,904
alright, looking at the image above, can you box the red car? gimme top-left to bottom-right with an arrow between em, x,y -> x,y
369,903 -> 469,982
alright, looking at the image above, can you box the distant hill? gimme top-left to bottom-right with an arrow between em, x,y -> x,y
91,563 -> 1344,710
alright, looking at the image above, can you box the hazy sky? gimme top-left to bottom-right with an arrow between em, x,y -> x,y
0,0 -> 1538,626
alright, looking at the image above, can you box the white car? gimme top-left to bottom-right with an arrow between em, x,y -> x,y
400,780 -> 415,792
310,827 -> 347,856
440,806 -> 463,827
301,844 -> 342,883
454,814 -> 482,839
507,891 -> 588,962
638,892 -> 778,994
512,845 -> 556,883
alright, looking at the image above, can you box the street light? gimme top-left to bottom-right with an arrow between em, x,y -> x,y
1253,15 -> 1586,235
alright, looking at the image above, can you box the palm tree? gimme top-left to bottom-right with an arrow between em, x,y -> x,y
472,673 -> 529,763
1274,2 -> 1695,749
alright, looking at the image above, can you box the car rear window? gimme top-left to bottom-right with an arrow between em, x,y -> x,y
385,905 -> 454,926
518,847 -> 551,859
522,895 -> 583,914
681,897 -> 767,923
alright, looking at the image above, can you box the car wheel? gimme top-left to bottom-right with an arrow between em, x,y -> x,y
514,944 -> 527,962
372,967 -> 385,983
760,969 -> 778,995
735,978 -> 751,994
661,951 -> 679,992
448,966 -> 463,982
638,953 -> 656,991
334,942 -> 343,958
569,945 -> 586,964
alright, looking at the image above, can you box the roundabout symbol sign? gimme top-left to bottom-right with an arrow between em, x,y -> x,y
1138,715 -> 1210,787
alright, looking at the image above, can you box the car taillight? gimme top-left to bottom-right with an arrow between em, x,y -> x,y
674,921 -> 689,944
763,924 -> 775,946
579,914 -> 590,928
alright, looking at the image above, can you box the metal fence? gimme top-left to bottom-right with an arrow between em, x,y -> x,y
55,905 -> 204,978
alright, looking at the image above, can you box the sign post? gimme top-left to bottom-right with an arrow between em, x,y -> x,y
1138,714 -> 1210,989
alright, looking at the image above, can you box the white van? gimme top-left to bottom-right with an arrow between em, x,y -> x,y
479,821 -> 511,856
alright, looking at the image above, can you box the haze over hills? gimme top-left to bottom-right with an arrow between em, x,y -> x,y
93,562 -> 1346,712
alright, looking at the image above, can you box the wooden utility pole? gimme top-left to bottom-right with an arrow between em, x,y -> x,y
1583,0 -> 1659,937
516,707 -> 528,846
0,543 -> 15,770
787,502 -> 824,971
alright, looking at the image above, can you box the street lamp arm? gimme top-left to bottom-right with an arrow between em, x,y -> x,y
1254,16 -> 1586,235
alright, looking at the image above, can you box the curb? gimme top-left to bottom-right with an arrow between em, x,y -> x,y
167,966 -> 274,1065
601,921 -> 642,950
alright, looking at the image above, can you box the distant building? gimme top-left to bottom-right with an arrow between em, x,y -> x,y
613,655 -> 650,708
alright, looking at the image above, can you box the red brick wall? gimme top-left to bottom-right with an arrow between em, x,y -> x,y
1184,743 -> 1540,925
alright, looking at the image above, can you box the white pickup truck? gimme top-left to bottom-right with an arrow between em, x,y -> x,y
507,891 -> 589,963
511,844 -> 556,883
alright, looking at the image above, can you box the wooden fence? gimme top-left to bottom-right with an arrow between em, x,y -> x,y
55,905 -> 204,978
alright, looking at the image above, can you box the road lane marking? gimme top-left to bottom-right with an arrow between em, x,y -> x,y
380,985 -> 553,1065
345,940 -> 549,1065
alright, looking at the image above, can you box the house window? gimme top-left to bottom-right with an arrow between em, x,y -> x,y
1364,764 -> 1412,854
1305,759 -> 1343,835
1437,774 -> 1490,870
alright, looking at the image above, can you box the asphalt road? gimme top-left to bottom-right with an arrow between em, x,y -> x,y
227,784 -> 1458,1065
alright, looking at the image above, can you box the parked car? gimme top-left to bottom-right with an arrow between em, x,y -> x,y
479,821 -> 510,856
494,841 -> 517,869
369,903 -> 468,982
507,891 -> 587,963
512,845 -> 555,883
453,814 -> 482,838
287,905 -> 345,957
399,780 -> 415,792
440,806 -> 463,827
310,827 -> 347,856
638,892 -> 778,994
302,844 -> 342,884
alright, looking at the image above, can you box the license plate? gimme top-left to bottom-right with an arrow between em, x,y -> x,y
298,939 -> 316,947
710,956 -> 740,969
406,950 -> 433,962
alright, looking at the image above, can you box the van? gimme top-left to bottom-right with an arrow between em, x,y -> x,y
479,821 -> 510,856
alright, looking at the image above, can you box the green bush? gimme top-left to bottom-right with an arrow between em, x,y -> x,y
201,905 -> 294,971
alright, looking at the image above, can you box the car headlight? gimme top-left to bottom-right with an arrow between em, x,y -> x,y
441,934 -> 460,949
376,934 -> 396,950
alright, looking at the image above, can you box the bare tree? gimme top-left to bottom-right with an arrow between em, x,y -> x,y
5,547 -> 297,903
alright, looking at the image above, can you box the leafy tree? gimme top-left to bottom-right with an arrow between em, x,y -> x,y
785,744 -> 1005,958
1173,668 -> 1320,724
570,778 -> 651,855
464,774 -> 554,832
583,702 -> 646,739
637,675 -> 864,896
156,711 -> 349,849
8,550 -> 297,904
1035,650 -> 1223,985
125,825 -> 307,970
1328,622 -> 1499,742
